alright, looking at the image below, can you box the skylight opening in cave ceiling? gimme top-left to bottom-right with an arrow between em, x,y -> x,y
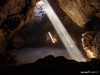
34,0 -> 47,21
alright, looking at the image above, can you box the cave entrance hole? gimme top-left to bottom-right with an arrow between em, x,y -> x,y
34,0 -> 47,22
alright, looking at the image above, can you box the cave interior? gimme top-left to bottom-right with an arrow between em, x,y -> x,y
0,0 -> 100,74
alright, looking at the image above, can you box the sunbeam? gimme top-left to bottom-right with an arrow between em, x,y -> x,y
42,0 -> 83,62
48,32 -> 55,43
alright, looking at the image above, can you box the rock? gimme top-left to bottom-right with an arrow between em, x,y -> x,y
95,30 -> 100,58
57,0 -> 90,27
0,52 -> 17,63
80,0 -> 100,18
90,58 -> 100,69
0,0 -> 39,49
81,31 -> 97,58
58,0 -> 100,27
81,25 -> 100,59
0,0 -> 40,50
13,35 -> 25,49
0,55 -> 96,75
0,29 -> 6,54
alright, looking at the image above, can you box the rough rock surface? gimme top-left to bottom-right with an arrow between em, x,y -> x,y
0,29 -> 6,54
57,0 -> 90,27
0,52 -> 17,64
0,0 -> 39,51
81,31 -> 97,58
57,0 -> 100,58
81,31 -> 100,59
0,55 -> 100,75
80,0 -> 100,18
81,16 -> 100,59
13,35 -> 25,49
0,0 -> 42,63
58,0 -> 100,27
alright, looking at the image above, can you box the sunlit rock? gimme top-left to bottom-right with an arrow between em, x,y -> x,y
81,31 -> 100,59
58,0 -> 100,27
57,0 -> 90,27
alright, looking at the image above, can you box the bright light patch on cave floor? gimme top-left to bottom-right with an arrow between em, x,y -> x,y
42,0 -> 84,62
48,32 -> 55,43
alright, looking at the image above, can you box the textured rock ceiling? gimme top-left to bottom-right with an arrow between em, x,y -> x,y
58,0 -> 100,27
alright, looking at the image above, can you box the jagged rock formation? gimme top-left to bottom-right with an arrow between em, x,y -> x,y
0,0 -> 41,63
81,31 -> 97,58
57,0 -> 100,27
95,30 -> 100,57
57,0 -> 90,27
0,52 -> 17,64
81,30 -> 100,59
0,55 -> 100,75
0,0 -> 40,53
57,0 -> 100,59
80,0 -> 100,18
81,16 -> 100,59
13,35 -> 25,49
0,29 -> 6,54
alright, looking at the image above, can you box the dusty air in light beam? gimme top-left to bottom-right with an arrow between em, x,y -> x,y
42,0 -> 84,62
48,32 -> 55,43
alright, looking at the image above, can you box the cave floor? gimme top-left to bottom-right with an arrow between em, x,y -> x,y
1,46 -> 87,68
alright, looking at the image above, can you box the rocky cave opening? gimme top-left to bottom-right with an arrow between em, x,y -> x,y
0,0 -> 100,74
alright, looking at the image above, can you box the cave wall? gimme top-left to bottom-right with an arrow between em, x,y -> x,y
57,0 -> 90,27
57,0 -> 100,58
0,0 -> 39,53
0,30 -> 6,54
58,0 -> 100,27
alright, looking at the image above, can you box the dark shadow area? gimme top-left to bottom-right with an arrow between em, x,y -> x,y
85,16 -> 100,33
0,55 -> 99,75
0,0 -> 6,7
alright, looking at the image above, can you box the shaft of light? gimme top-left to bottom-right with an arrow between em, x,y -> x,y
42,0 -> 83,61
48,32 -> 55,43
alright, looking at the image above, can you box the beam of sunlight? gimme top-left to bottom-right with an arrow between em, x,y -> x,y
48,32 -> 55,43
42,0 -> 83,61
